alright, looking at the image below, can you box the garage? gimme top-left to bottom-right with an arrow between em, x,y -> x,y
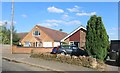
43,42 -> 52,47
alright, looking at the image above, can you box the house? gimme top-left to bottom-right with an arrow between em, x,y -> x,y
110,40 -> 120,52
61,25 -> 86,49
17,32 -> 28,42
108,40 -> 120,61
19,25 -> 68,47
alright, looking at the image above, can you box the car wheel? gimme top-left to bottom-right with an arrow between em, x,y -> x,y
61,52 -> 66,55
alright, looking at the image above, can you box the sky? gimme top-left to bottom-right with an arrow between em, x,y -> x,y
1,2 -> 119,40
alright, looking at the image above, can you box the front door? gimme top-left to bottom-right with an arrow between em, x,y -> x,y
35,42 -> 38,47
35,42 -> 42,47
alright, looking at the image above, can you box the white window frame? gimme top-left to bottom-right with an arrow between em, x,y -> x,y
33,30 -> 40,36
69,41 -> 74,45
69,41 -> 80,47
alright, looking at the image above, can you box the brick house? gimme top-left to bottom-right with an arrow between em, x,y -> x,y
61,25 -> 86,49
19,25 -> 68,47
17,32 -> 28,41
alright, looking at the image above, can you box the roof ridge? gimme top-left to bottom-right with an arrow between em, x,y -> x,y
36,25 -> 68,41
36,25 -> 67,34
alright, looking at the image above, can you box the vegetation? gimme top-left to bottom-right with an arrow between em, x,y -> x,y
30,52 -> 106,70
86,15 -> 109,60
0,25 -> 20,45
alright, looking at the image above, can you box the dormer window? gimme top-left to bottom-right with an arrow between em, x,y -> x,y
33,31 -> 40,36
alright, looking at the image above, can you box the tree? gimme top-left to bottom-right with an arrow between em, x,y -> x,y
86,15 -> 109,60
0,25 -> 20,45
0,26 -> 10,44
12,26 -> 20,45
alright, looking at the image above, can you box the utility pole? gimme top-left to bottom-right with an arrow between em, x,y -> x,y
11,0 -> 14,54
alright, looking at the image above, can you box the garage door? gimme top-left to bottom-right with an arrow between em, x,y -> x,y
54,42 -> 60,47
43,42 -> 52,47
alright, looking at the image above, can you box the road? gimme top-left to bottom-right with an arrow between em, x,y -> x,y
2,59 -> 53,71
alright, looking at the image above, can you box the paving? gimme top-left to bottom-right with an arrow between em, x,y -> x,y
2,59 -> 53,71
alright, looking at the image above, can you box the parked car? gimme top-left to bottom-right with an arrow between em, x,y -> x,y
51,47 -> 57,54
57,45 -> 88,56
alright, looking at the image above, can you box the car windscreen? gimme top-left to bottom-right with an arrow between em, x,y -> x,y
61,45 -> 71,49
72,46 -> 78,49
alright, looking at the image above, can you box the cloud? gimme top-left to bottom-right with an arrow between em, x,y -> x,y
62,14 -> 69,19
64,20 -> 81,25
46,23 -> 59,27
76,12 -> 96,16
47,6 -> 64,13
21,14 -> 27,18
109,32 -> 115,35
38,23 -> 59,27
46,19 -> 62,23
2,20 -> 17,25
110,27 -> 120,31
74,5 -> 79,8
0,21 -> 5,26
38,19 -> 81,28
67,5 -> 80,12
0,20 -> 17,26
46,19 -> 81,25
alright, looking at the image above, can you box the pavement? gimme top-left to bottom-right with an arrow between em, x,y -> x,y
2,45 -> 119,72
2,54 -> 95,71
2,59 -> 54,71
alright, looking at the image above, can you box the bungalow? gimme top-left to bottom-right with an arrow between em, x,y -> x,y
19,25 -> 68,47
61,25 -> 86,49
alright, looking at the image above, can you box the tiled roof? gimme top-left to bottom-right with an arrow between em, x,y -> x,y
36,25 -> 68,42
17,32 -> 28,41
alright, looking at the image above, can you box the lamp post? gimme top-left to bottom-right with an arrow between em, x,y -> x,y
11,0 -> 14,54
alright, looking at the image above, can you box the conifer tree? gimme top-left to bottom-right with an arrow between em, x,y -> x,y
86,15 -> 109,60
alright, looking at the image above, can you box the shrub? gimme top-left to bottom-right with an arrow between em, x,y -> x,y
30,53 -> 106,70
86,15 -> 109,60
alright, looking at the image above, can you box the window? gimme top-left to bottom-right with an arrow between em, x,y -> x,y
33,31 -> 40,36
24,41 -> 31,47
70,42 -> 74,45
72,46 -> 78,49
69,41 -> 80,47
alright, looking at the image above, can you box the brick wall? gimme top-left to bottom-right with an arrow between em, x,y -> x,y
80,29 -> 86,49
63,29 -> 86,49
12,46 -> 52,54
